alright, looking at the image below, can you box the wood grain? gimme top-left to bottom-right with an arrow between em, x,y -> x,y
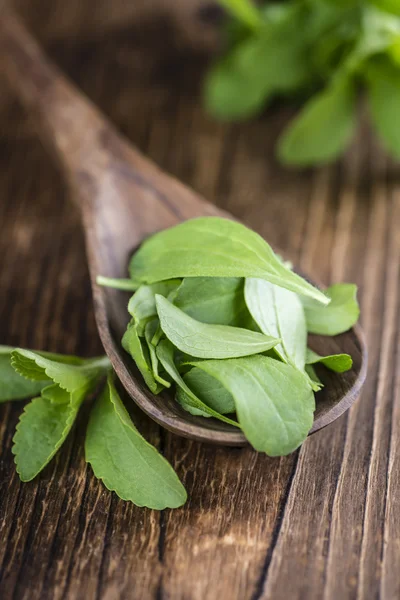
0,1 -> 399,599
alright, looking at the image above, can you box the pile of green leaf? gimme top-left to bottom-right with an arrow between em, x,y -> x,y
204,0 -> 400,165
101,217 -> 360,458
1,347 -> 186,509
1,217 -> 359,510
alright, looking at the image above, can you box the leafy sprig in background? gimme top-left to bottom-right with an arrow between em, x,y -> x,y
204,0 -> 400,166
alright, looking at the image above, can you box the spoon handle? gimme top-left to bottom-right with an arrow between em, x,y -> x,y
0,9 -> 132,205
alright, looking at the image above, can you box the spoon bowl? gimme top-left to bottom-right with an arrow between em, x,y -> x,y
0,11 -> 367,445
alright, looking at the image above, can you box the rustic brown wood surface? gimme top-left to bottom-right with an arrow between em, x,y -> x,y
0,2 -> 399,599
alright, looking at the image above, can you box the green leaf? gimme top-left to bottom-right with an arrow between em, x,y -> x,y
156,340 -> 239,426
305,364 -> 324,391
306,348 -> 353,373
204,5 -> 309,121
244,278 -> 307,369
174,277 -> 250,326
278,77 -> 356,166
11,350 -> 110,481
219,0 -> 263,30
144,320 -> 171,388
122,322 -> 163,394
129,218 -> 329,304
41,384 -> 70,404
370,1 -> 400,17
128,281 -> 181,335
190,356 -> 315,455
11,349 -> 110,392
96,276 -> 139,291
367,60 -> 400,159
155,295 -> 279,359
85,374 -> 187,509
302,283 -> 359,335
0,347 -> 47,402
176,367 -> 235,417
12,392 -> 82,481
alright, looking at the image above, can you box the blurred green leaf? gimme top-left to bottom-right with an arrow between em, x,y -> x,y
367,59 -> 400,158
278,76 -> 356,166
370,0 -> 400,17
219,0 -> 263,30
205,10 -> 309,120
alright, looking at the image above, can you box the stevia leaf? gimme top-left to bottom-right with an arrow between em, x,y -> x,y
155,295 -> 279,359
144,320 -> 171,388
370,0 -> 400,16
122,322 -> 163,394
174,277 -> 250,326
11,350 -> 110,482
302,283 -> 359,335
128,281 -> 181,335
176,367 -> 235,417
85,374 -> 187,509
305,364 -> 324,391
204,48 -> 273,121
96,276 -> 139,291
306,348 -> 353,373
367,60 -> 400,159
12,391 -> 83,481
219,0 -> 263,30
244,278 -> 307,370
156,340 -> 239,427
204,7 -> 309,120
190,356 -> 315,455
11,349 -> 110,392
41,384 -> 70,404
0,347 -> 47,402
278,76 -> 356,166
129,218 -> 329,304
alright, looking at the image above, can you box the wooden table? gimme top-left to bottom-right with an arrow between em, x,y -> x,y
0,2 -> 399,599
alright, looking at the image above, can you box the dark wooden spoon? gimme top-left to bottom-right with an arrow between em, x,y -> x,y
0,10 -> 367,445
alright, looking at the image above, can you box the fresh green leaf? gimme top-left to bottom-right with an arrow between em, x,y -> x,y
302,283 -> 359,335
155,295 -> 279,359
367,60 -> 400,158
306,348 -> 353,373
144,320 -> 170,388
205,24 -> 308,120
0,346 -> 47,402
11,349 -> 110,392
156,340 -> 239,426
244,278 -> 307,369
130,218 -> 329,304
85,374 -> 187,509
370,1 -> 400,17
128,280 -> 181,335
204,47 -> 272,121
176,367 -> 235,417
205,2 -> 310,121
219,0 -> 263,30
278,77 -> 356,166
13,394 -> 82,481
11,350 -> 110,481
305,364 -> 324,391
41,384 -> 70,404
96,276 -> 139,291
174,277 -> 250,326
122,322 -> 163,394
190,356 -> 315,455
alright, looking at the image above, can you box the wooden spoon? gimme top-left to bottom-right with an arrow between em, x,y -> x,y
0,10 -> 367,446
